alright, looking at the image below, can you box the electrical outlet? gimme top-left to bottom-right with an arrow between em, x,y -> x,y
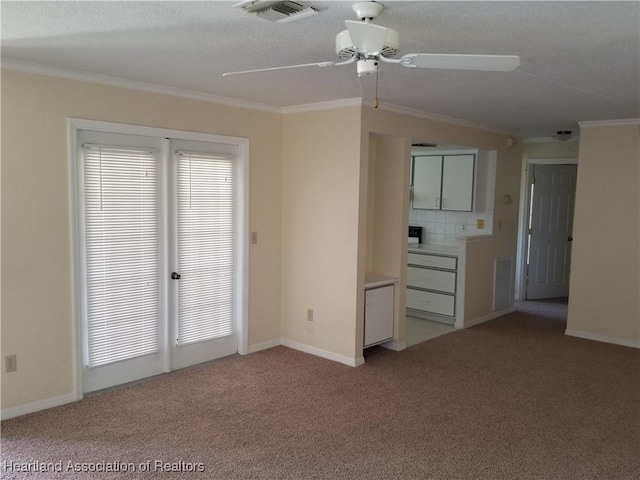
307,308 -> 314,322
477,219 -> 485,229
461,224 -> 466,231
6,354 -> 17,373
251,232 -> 258,245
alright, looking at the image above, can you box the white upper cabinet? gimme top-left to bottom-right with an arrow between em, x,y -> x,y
412,155 -> 443,209
441,154 -> 475,211
412,153 -> 475,211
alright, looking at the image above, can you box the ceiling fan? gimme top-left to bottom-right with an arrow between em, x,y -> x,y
224,1 -> 520,99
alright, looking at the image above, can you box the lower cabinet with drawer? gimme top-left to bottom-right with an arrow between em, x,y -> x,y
406,251 -> 457,324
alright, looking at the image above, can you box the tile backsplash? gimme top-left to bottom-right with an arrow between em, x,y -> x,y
409,208 -> 493,245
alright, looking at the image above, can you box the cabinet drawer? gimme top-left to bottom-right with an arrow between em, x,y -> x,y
407,253 -> 457,270
407,266 -> 456,293
406,288 -> 455,317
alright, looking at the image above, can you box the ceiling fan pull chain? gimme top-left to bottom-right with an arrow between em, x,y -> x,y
374,65 -> 379,108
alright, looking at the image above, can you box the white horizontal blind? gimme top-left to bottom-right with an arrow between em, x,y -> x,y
177,151 -> 235,345
83,145 -> 160,367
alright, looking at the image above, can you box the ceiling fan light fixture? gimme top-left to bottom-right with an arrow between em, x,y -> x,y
357,59 -> 378,77
225,1 -> 520,80
335,27 -> 399,59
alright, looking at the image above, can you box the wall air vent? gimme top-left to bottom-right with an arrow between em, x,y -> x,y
235,1 -> 326,23
493,257 -> 513,311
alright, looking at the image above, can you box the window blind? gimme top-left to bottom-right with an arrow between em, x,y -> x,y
83,145 -> 160,367
177,151 -> 235,345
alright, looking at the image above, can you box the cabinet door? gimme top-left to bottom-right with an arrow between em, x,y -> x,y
364,285 -> 394,347
412,156 -> 442,210
441,155 -> 475,211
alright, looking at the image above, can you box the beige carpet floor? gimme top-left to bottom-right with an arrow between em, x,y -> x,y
2,311 -> 639,479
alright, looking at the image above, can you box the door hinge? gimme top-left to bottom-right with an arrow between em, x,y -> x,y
526,277 -> 530,286
528,228 -> 533,235
531,176 -> 536,185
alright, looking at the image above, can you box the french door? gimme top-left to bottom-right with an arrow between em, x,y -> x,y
76,129 -> 242,393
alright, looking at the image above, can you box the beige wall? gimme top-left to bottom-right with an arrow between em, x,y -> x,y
1,69 -> 528,414
365,137 -> 377,274
567,123 -> 640,345
360,107 -> 523,328
281,107 -> 363,360
368,135 -> 409,279
1,70 -> 283,410
523,139 -> 579,160
365,134 -> 411,344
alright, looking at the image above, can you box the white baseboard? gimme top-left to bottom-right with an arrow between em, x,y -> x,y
1,392 -> 79,421
281,338 -> 364,367
565,329 -> 640,349
380,339 -> 407,351
464,305 -> 516,328
245,338 -> 281,354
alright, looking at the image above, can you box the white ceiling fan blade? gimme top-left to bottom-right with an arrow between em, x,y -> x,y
400,54 -> 521,72
345,20 -> 388,54
223,61 -> 335,77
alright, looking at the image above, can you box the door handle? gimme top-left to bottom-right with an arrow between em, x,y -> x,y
435,197 -> 440,208
171,272 -> 181,280
567,236 -> 573,242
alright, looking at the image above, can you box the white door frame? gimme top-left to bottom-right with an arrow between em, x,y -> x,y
515,157 -> 578,301
68,118 -> 249,401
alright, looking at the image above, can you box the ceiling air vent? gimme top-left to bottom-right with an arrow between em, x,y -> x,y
235,1 -> 326,23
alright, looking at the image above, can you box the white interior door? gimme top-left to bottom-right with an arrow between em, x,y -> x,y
526,164 -> 577,299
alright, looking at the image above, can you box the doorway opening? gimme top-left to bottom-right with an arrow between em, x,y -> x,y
517,159 -> 578,301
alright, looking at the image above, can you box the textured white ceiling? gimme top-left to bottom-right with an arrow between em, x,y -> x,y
2,1 -> 639,136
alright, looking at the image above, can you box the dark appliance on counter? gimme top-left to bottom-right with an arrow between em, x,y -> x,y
408,226 -> 423,245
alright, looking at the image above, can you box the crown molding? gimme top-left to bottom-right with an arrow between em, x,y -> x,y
1,57 -> 537,136
579,118 -> 640,128
523,136 -> 580,144
281,97 -> 362,114
0,58 -> 282,114
372,102 -> 523,137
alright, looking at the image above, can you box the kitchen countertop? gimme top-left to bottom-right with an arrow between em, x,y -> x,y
364,273 -> 399,288
408,243 -> 459,255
